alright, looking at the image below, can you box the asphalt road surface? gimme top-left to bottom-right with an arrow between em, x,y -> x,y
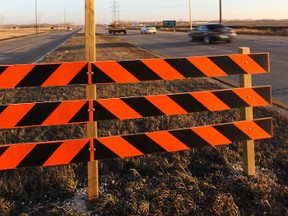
0,28 -> 80,64
100,28 -> 288,105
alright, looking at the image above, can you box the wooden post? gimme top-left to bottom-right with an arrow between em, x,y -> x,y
85,0 -> 98,207
238,47 -> 255,176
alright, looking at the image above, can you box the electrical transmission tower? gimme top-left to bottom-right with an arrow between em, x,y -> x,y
111,0 -> 120,24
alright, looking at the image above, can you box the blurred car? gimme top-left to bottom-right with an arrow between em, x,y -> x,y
66,26 -> 72,31
140,26 -> 157,34
188,23 -> 236,44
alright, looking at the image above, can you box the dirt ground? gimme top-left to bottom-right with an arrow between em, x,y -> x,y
0,32 -> 287,216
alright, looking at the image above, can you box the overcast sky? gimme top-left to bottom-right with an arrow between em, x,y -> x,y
0,0 -> 287,25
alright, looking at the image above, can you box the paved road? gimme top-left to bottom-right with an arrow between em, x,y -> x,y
100,28 -> 288,105
0,28 -> 80,64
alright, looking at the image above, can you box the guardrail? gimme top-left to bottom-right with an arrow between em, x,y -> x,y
0,50 -> 272,193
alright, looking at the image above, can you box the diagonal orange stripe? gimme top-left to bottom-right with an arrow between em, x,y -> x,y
192,126 -> 231,146
42,101 -> 88,125
98,98 -> 142,120
0,104 -> 34,129
145,95 -> 188,115
95,61 -> 139,83
232,88 -> 270,106
0,144 -> 35,170
0,65 -> 35,88
43,140 -> 89,166
190,91 -> 230,111
42,63 -> 87,86
141,59 -> 185,80
98,136 -> 143,158
229,54 -> 267,74
147,131 -> 189,152
234,120 -> 272,140
187,57 -> 227,77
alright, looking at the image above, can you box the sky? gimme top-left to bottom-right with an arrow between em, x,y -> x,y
0,0 -> 287,25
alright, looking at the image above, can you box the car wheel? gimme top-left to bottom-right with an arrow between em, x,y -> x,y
190,36 -> 194,42
204,36 -> 210,44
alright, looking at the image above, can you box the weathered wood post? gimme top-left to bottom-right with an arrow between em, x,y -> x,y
239,47 -> 255,176
85,0 -> 98,207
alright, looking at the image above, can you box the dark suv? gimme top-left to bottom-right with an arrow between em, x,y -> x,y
188,23 -> 236,44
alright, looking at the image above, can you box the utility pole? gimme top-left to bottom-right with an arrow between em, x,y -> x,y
219,0 -> 222,23
35,0 -> 38,34
0,15 -> 4,31
189,0 -> 192,30
64,10 -> 66,28
111,0 -> 119,24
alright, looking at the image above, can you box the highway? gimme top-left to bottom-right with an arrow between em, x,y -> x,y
0,28 -> 80,64
109,29 -> 288,105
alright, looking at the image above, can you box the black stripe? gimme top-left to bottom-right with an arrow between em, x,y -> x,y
122,97 -> 164,117
209,56 -> 247,75
18,143 -> 61,167
165,58 -> 205,77
253,86 -> 271,104
122,134 -> 166,154
0,105 -> 7,115
16,102 -> 60,127
0,66 -> 8,75
254,118 -> 272,136
16,64 -> 60,87
92,63 -> 115,83
71,142 -> 91,163
249,53 -> 269,72
69,102 -> 89,123
0,146 -> 9,157
214,124 -> 250,142
169,93 -> 209,112
213,90 -> 249,108
119,60 -> 162,81
69,63 -> 89,85
93,101 -> 118,121
170,129 -> 211,148
94,139 -> 119,160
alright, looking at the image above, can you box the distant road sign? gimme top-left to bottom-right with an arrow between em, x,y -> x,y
163,20 -> 176,28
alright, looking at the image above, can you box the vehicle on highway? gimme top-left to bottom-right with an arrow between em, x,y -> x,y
140,26 -> 157,34
108,24 -> 127,35
188,23 -> 236,44
66,26 -> 72,31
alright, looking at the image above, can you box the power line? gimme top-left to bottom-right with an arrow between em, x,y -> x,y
111,0 -> 119,24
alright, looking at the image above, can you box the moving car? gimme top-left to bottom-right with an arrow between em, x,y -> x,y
188,23 -> 236,44
140,26 -> 157,34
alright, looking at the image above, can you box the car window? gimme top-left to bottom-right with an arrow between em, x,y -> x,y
208,24 -> 225,29
197,26 -> 203,31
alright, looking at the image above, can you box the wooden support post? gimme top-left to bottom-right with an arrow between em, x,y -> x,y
238,47 -> 255,176
85,0 -> 98,207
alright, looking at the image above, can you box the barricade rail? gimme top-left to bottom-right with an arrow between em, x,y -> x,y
0,52 -> 272,172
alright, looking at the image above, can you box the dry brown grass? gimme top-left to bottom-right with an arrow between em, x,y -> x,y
0,33 -> 287,215
0,27 -> 66,40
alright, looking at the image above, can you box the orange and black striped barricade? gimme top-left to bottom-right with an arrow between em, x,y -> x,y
0,52 -> 272,177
